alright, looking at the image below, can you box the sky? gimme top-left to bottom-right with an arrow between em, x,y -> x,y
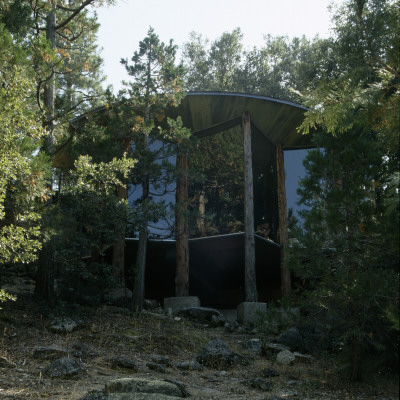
94,0 -> 341,216
95,0 -> 340,91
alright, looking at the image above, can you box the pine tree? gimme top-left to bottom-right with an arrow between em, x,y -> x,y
0,24 -> 50,267
119,27 -> 188,310
291,0 -> 399,380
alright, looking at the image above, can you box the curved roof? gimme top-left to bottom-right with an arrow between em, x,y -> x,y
176,91 -> 313,150
70,91 -> 314,150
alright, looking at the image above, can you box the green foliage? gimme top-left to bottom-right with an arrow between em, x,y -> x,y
51,155 -> 134,297
290,128 -> 399,378
0,25 -> 50,265
119,27 -> 189,238
0,289 -> 16,309
289,1 -> 399,379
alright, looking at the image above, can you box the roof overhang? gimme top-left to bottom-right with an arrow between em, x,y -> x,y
173,91 -> 314,150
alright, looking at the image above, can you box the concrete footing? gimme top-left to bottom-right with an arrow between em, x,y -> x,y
163,296 -> 200,314
237,302 -> 267,325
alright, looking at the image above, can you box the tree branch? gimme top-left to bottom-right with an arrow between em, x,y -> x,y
55,0 -> 96,31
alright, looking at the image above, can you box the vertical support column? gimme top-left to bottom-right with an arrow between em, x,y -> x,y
242,111 -> 258,302
175,143 -> 189,297
276,143 -> 291,296
112,136 -> 132,287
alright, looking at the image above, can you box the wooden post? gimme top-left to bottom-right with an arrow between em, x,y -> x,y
175,143 -> 189,296
276,143 -> 291,296
112,136 -> 132,288
242,111 -> 258,302
112,183 -> 127,286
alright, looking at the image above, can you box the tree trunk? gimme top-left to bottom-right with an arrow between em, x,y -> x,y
276,144 -> 291,296
133,116 -> 149,311
112,183 -> 128,287
197,188 -> 206,237
35,3 -> 56,302
112,137 -> 132,287
175,144 -> 189,297
242,111 -> 258,302
133,213 -> 148,311
34,238 -> 55,304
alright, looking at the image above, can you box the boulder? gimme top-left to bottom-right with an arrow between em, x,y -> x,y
177,307 -> 225,326
105,378 -> 185,398
108,394 -> 184,400
276,350 -> 295,365
72,342 -> 98,358
146,362 -> 165,373
44,357 -> 83,378
276,327 -> 303,351
175,360 -> 203,371
261,342 -> 289,359
48,317 -> 84,333
149,355 -> 171,366
293,352 -> 314,363
110,357 -> 138,372
32,344 -> 69,360
143,299 -> 159,311
245,338 -> 262,353
164,296 -> 200,314
196,339 -> 248,370
79,391 -> 107,400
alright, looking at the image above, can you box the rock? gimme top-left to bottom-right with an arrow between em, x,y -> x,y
244,377 -> 273,391
108,394 -> 183,399
110,357 -> 138,372
175,361 -> 204,371
48,317 -> 84,333
80,391 -> 107,400
143,299 -> 158,310
196,339 -> 249,370
224,320 -> 239,333
104,378 -> 185,398
32,344 -> 69,360
164,296 -> 200,314
81,393 -> 184,400
276,349 -> 296,365
177,307 -> 225,326
261,368 -> 279,378
276,327 -> 303,351
149,355 -> 171,366
267,396 -> 287,400
293,352 -> 314,363
0,356 -> 15,368
72,343 -> 98,358
261,342 -> 289,359
245,338 -> 262,353
44,357 -> 83,378
163,379 -> 190,398
146,362 -> 165,373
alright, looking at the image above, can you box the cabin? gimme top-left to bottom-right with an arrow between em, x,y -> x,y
65,91 -> 314,308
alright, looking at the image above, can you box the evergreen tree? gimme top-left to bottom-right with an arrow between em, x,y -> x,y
119,27 -> 188,310
291,0 -> 399,380
0,24 -> 50,289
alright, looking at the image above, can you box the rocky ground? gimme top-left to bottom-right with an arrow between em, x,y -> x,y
0,277 -> 398,400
